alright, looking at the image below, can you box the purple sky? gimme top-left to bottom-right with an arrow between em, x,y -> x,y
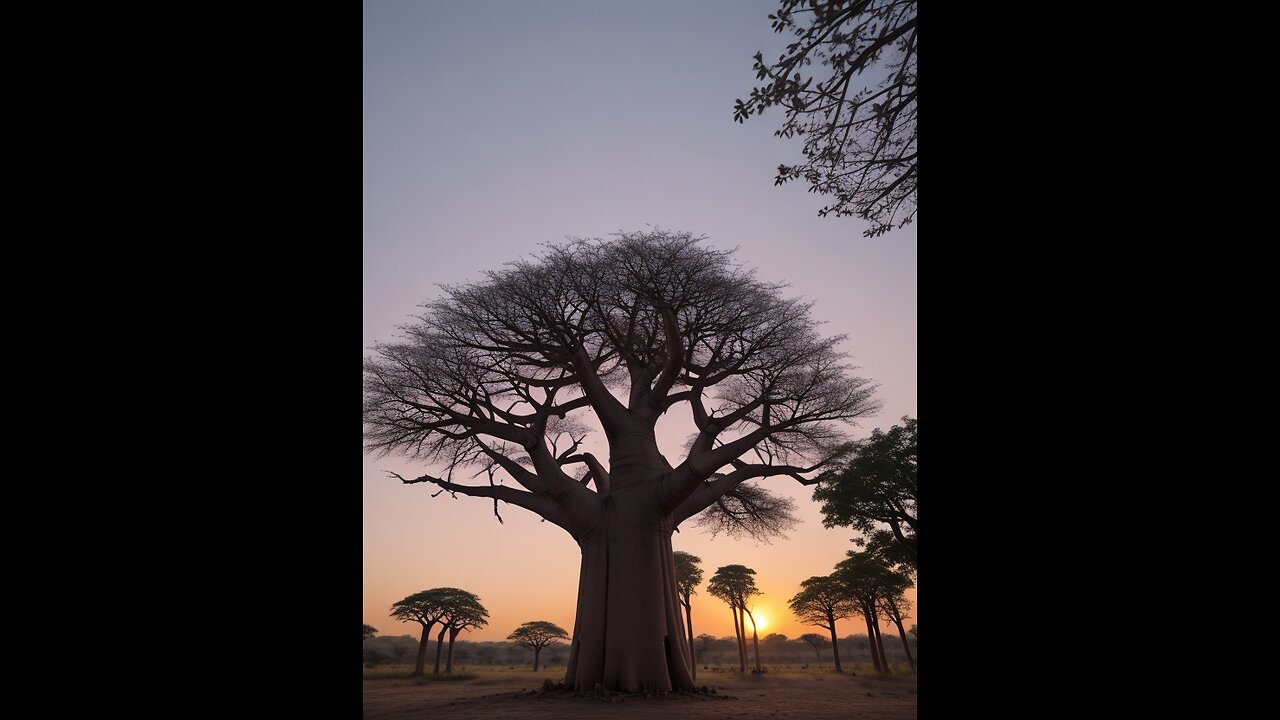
363,0 -> 916,642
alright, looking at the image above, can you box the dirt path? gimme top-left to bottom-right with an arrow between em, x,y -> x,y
364,672 -> 916,720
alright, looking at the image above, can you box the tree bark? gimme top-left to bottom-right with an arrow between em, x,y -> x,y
433,625 -> 447,675
736,606 -> 749,672
827,613 -> 844,674
863,611 -> 882,673
562,486 -> 694,693
413,621 -> 433,676
890,614 -> 915,672
533,646 -> 541,672
683,596 -> 696,681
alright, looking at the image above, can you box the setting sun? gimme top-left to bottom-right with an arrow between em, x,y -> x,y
751,614 -> 768,632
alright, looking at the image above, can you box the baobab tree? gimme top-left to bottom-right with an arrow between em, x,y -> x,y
508,621 -> 570,672
788,574 -> 857,673
799,632 -> 827,665
673,551 -> 704,681
364,230 -> 880,692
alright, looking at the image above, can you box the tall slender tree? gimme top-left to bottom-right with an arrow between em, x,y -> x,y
673,551 -> 704,681
708,564 -> 762,672
365,230 -> 879,692
835,550 -> 910,673
788,574 -> 857,673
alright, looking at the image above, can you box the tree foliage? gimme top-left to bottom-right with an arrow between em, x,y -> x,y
674,551 -> 704,604
508,621 -> 570,650
363,624 -> 378,639
364,230 -> 879,539
813,416 -> 916,563
734,1 -> 917,236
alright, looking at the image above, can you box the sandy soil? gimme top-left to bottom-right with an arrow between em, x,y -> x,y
363,669 -> 916,720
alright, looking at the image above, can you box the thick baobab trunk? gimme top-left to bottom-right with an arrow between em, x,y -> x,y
446,626 -> 461,673
563,486 -> 694,693
827,614 -> 844,674
872,621 -> 889,673
413,622 -> 432,676
890,615 -> 915,672
433,625 -> 446,675
683,598 -> 696,681
863,613 -> 882,673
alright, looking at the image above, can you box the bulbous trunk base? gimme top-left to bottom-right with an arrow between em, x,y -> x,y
563,496 -> 694,693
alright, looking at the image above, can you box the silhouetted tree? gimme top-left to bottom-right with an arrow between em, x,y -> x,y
709,564 -> 763,672
441,591 -> 489,674
835,550 -> 909,673
799,632 -> 827,665
673,551 -> 704,681
365,230 -> 879,692
735,1 -> 917,236
508,621 -> 570,672
814,417 -> 916,565
789,574 -> 857,673
390,589 -> 452,676
363,624 -> 378,639
876,580 -> 914,672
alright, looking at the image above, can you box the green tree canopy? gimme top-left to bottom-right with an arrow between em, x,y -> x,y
813,417 -> 916,564
734,0 -> 917,236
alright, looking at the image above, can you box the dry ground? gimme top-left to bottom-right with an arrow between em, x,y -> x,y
363,666 -> 916,719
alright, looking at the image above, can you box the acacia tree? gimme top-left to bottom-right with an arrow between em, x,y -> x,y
364,230 -> 880,692
363,624 -> 378,640
508,621 -> 570,671
673,551 -> 704,681
390,589 -> 452,676
734,1 -> 917,236
788,574 -> 857,673
814,417 -> 916,565
834,550 -> 908,673
441,592 -> 489,674
708,564 -> 763,673
799,632 -> 827,665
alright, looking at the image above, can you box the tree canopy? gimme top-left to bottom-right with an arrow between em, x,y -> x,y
674,551 -> 704,601
363,624 -> 378,639
363,230 -> 881,692
708,564 -> 761,611
734,0 -> 917,236
364,230 -> 880,539
813,416 -> 916,563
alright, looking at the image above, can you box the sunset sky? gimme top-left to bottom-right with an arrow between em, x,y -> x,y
363,0 -> 916,644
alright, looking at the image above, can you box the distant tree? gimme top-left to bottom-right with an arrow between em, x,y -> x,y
363,624 -> 378,640
908,624 -> 916,640
813,417 -> 916,565
673,551 -> 705,681
390,589 -> 452,676
364,231 -> 879,692
734,0 -> 917,237
695,633 -> 716,666
508,621 -> 570,671
789,574 -> 857,673
799,632 -> 827,665
877,584 -> 914,672
835,550 -> 910,673
439,591 -> 489,674
709,564 -> 763,672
